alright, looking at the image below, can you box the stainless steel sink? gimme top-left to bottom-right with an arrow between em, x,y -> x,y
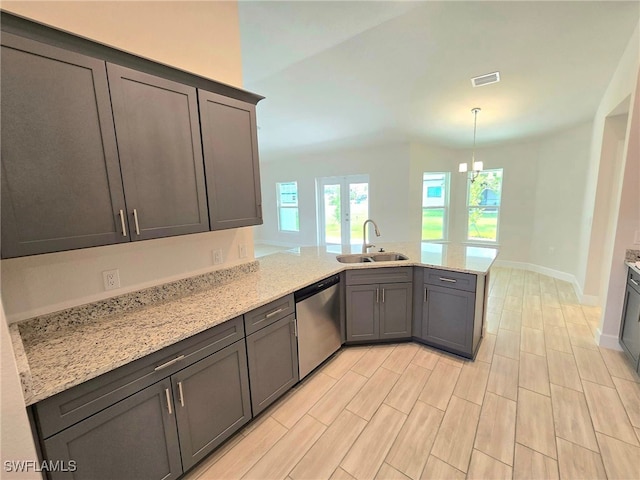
336,252 -> 408,263
371,253 -> 409,262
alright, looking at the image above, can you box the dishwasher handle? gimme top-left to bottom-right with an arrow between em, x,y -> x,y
294,274 -> 340,303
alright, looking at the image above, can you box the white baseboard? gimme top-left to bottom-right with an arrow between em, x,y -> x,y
595,329 -> 623,350
492,260 -> 600,306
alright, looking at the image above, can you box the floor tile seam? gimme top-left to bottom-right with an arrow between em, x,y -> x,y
570,344 -> 615,388
285,412 -> 359,480
470,370 -> 516,469
553,431 -> 601,455
308,368 -> 370,427
580,378 -> 640,449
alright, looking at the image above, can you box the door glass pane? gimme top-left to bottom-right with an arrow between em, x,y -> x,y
349,183 -> 368,244
323,184 -> 341,244
468,207 -> 498,241
422,208 -> 445,240
279,208 -> 299,231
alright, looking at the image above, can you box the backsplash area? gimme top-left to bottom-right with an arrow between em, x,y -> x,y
626,249 -> 640,262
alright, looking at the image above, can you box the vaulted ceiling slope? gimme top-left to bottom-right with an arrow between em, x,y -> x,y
238,1 -> 640,158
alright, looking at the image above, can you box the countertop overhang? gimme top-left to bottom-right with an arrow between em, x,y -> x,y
11,242 -> 498,405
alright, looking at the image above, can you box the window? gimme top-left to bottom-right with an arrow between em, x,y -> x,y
277,181 -> 299,232
422,172 -> 449,241
467,169 -> 503,242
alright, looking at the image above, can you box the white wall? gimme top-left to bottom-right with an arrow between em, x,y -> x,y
255,143 -> 411,247
258,123 -> 593,281
0,303 -> 40,479
0,2 -> 252,323
531,123 -> 593,278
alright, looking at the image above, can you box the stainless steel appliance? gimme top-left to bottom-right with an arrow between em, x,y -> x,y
294,274 -> 342,379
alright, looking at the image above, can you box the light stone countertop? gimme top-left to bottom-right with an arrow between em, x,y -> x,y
13,242 -> 498,405
626,261 -> 640,276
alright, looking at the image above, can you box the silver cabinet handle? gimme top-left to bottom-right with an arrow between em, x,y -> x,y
177,382 -> 185,407
382,288 -> 385,303
631,278 -> 639,287
439,277 -> 457,283
290,319 -> 298,337
424,287 -> 428,303
266,307 -> 285,318
119,210 -> 127,237
133,209 -> 140,235
165,388 -> 172,415
376,288 -> 379,303
154,355 -> 185,371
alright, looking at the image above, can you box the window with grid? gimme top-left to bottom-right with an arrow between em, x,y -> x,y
422,172 -> 449,241
277,181 -> 299,232
467,169 -> 503,242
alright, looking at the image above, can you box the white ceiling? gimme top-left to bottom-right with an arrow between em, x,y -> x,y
238,1 -> 640,158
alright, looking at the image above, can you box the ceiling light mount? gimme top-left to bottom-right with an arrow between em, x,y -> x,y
459,107 -> 483,183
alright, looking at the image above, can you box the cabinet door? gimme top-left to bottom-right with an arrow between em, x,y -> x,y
173,341 -> 251,471
107,63 -> 209,240
246,315 -> 298,415
198,90 -> 263,230
346,284 -> 379,342
620,284 -> 640,365
1,33 -> 128,258
379,283 -> 413,340
422,284 -> 475,357
43,379 -> 181,480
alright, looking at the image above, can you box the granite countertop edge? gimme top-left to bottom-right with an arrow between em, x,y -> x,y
15,243 -> 499,405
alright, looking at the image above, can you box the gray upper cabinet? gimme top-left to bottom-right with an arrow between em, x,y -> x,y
198,90 -> 263,230
0,33 -> 128,258
43,378 -> 182,480
107,64 -> 209,240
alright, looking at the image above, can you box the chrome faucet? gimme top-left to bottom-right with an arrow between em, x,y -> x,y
362,219 -> 381,254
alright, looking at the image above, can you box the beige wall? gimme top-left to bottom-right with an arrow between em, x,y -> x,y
0,1 -> 252,323
2,1 -> 243,87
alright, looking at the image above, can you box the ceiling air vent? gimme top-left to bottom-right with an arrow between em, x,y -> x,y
471,71 -> 500,87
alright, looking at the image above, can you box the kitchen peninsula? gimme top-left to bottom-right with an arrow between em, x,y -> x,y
11,242 -> 497,479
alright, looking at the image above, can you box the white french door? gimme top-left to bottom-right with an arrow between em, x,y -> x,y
317,175 -> 369,246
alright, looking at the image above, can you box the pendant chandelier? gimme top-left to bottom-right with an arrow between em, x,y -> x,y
458,107 -> 483,183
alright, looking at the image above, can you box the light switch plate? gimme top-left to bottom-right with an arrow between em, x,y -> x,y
213,249 -> 223,265
238,244 -> 247,259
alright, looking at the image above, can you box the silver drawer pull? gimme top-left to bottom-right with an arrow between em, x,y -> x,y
382,288 -> 385,303
178,381 -> 185,407
266,307 -> 285,318
439,277 -> 457,283
133,209 -> 141,235
154,355 -> 185,371
424,288 -> 428,303
165,388 -> 172,415
631,278 -> 639,287
376,288 -> 380,303
119,210 -> 127,237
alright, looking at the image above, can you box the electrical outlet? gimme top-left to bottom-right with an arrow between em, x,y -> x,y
238,243 -> 247,259
213,249 -> 223,265
102,269 -> 120,290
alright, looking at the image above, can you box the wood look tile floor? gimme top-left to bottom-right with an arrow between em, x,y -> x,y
184,268 -> 640,480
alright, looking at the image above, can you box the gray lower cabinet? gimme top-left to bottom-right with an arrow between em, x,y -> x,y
415,267 -> 485,358
34,318 -> 251,479
43,378 -> 182,480
1,33 -> 128,258
107,63 -> 210,240
620,267 -> 640,372
345,268 -> 413,343
245,314 -> 299,415
198,90 -> 263,230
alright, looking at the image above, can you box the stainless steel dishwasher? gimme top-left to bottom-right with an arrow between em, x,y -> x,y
294,274 -> 342,379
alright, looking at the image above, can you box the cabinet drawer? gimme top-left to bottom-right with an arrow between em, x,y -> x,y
35,316 -> 244,439
629,267 -> 640,295
423,268 -> 476,292
346,267 -> 413,286
244,294 -> 294,335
